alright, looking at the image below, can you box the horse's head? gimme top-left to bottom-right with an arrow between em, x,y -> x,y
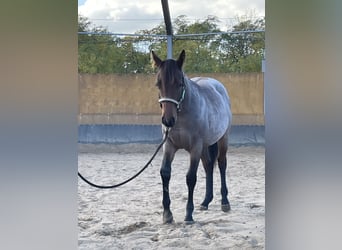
151,50 -> 186,128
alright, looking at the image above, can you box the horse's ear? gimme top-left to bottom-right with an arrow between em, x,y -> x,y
177,50 -> 186,69
151,50 -> 162,68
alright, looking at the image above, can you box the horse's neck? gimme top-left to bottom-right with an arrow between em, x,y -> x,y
181,76 -> 198,112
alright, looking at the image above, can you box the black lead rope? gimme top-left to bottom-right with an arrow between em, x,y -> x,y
78,129 -> 169,189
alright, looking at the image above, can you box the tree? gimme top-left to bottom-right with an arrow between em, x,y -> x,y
79,15 -> 154,74
78,14 -> 265,74
78,15 -> 117,73
173,15 -> 222,73
219,15 -> 265,72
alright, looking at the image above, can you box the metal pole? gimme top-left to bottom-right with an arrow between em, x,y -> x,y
167,35 -> 173,59
161,0 -> 173,59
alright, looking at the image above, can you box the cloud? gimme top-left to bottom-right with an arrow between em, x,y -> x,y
78,0 -> 264,33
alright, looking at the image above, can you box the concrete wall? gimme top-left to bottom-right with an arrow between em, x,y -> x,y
79,73 -> 264,125
78,124 -> 265,146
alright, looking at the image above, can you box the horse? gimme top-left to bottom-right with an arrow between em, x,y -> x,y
151,50 -> 232,224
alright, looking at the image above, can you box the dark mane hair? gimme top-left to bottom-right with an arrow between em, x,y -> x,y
158,59 -> 181,86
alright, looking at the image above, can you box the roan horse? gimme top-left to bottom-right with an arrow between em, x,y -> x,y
151,50 -> 232,224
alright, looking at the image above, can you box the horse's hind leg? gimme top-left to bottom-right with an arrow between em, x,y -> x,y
200,143 -> 218,210
218,132 -> 231,212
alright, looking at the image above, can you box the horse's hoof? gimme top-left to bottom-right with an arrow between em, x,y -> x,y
184,215 -> 194,224
184,219 -> 195,225
199,205 -> 208,210
163,211 -> 173,224
221,203 -> 231,212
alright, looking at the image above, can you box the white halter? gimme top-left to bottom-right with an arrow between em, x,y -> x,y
158,75 -> 186,112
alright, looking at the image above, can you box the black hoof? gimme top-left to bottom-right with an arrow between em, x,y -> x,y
184,215 -> 194,224
199,205 -> 208,210
184,218 -> 195,225
163,210 -> 173,224
221,203 -> 231,212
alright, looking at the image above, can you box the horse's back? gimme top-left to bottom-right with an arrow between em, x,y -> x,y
190,77 -> 232,145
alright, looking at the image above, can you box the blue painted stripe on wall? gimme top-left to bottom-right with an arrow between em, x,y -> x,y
78,124 -> 264,145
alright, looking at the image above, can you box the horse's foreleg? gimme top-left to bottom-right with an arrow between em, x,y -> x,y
160,146 -> 175,224
185,154 -> 201,223
218,154 -> 230,212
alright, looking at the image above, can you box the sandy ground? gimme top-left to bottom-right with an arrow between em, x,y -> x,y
78,144 -> 265,249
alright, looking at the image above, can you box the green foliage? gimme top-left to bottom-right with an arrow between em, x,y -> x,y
78,14 -> 265,74
78,15 -> 150,74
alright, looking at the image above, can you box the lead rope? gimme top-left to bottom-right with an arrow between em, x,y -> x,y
78,128 -> 169,189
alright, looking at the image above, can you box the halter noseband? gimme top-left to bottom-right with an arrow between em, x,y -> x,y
158,74 -> 186,112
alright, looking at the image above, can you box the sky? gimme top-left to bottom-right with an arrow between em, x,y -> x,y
78,0 -> 264,34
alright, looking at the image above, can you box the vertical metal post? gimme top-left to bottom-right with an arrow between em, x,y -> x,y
161,0 -> 173,59
167,35 -> 173,59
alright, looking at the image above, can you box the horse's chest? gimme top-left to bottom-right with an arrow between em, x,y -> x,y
168,128 -> 194,150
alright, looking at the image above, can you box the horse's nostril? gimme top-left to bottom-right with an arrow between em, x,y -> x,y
169,117 -> 175,127
162,116 -> 175,127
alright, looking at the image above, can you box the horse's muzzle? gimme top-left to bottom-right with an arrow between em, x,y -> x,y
162,116 -> 175,127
